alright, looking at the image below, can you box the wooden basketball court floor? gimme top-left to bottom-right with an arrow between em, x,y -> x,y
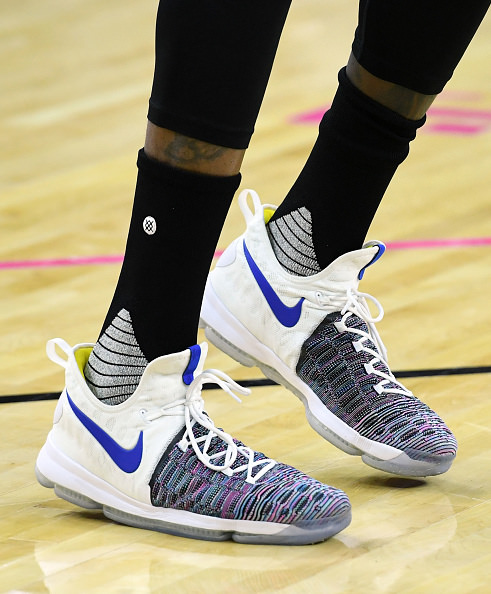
1,1 -> 491,592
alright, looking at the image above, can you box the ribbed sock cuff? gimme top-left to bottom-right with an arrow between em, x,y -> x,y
137,149 -> 241,195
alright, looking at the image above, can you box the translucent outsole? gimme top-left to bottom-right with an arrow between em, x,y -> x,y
35,463 -> 351,546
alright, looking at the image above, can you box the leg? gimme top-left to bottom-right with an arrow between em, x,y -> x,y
267,0 -> 490,271
346,54 -> 436,121
201,1 -> 489,475
86,0 -> 291,402
36,0 -> 352,545
144,124 -> 245,176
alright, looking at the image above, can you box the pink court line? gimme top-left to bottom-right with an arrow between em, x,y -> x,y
291,105 -> 491,133
385,237 -> 491,250
0,254 -> 124,270
1,238 -> 491,271
428,106 -> 491,119
425,123 -> 485,135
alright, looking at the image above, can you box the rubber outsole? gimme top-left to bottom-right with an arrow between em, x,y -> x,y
35,443 -> 351,546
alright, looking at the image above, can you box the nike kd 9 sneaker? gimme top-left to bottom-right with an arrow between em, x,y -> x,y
36,338 -> 351,545
200,189 -> 457,477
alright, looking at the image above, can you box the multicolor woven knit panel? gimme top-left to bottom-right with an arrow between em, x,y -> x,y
150,427 -> 349,522
296,312 -> 457,457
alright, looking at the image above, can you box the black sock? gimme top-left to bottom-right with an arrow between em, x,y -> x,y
268,67 -> 425,272
85,150 -> 240,404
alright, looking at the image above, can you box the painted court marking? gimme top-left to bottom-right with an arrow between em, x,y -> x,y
292,105 -> 491,135
3,363 -> 491,404
1,238 -> 491,271
291,92 -> 491,136
0,255 -> 124,270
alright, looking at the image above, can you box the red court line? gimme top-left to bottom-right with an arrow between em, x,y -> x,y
1,237 -> 490,271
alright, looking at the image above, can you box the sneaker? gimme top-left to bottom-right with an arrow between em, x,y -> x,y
35,338 -> 351,545
200,189 -> 457,477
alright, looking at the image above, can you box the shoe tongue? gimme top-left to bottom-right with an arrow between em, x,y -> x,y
133,343 -> 208,405
322,241 -> 385,287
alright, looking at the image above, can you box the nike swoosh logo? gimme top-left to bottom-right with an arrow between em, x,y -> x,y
67,391 -> 143,473
243,240 -> 304,328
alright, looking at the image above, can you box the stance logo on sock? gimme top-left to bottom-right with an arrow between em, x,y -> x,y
268,208 -> 321,277
143,216 -> 157,235
85,309 -> 148,405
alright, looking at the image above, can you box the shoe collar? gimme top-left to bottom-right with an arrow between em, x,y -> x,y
47,338 -> 208,408
130,343 -> 208,405
240,188 -> 385,288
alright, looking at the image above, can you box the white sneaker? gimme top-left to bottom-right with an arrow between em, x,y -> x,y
200,189 -> 457,477
36,338 -> 351,545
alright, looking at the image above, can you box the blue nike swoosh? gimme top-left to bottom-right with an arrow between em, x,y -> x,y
243,240 -> 304,328
67,391 -> 143,473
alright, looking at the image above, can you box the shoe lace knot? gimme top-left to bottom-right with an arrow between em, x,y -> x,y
147,370 -> 276,484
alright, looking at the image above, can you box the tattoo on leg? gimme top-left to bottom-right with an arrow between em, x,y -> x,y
163,134 -> 227,166
144,122 -> 245,174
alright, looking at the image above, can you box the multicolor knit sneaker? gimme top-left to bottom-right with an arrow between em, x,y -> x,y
200,189 -> 457,477
35,338 -> 351,545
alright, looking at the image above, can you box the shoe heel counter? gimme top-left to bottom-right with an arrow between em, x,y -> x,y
42,390 -> 71,455
215,237 -> 239,269
210,237 -> 245,305
52,391 -> 66,425
50,389 -> 80,443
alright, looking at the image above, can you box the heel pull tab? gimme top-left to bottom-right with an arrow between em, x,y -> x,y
238,189 -> 263,224
46,338 -> 73,369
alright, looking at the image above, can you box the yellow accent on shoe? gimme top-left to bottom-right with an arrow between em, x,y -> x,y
264,208 -> 275,224
75,347 -> 93,378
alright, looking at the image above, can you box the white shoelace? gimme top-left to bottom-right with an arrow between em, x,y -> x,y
319,288 -> 413,398
144,370 -> 276,485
